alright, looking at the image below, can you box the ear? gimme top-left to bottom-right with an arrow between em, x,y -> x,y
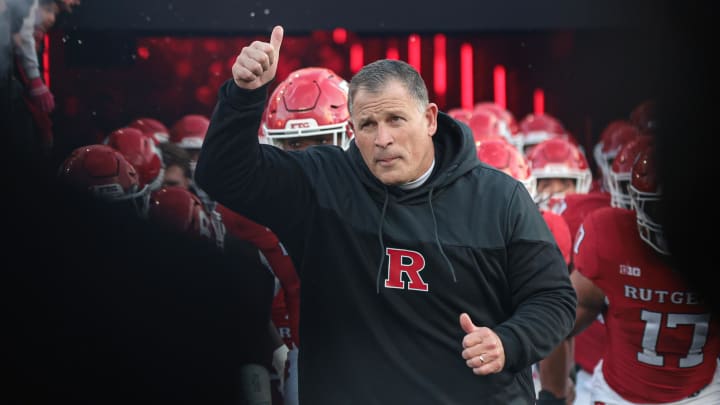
425,103 -> 439,137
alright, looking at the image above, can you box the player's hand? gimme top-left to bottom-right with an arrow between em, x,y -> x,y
232,25 -> 283,90
460,313 -> 505,375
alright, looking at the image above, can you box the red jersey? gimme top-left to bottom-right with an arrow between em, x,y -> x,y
541,210 -> 571,265
561,192 -> 611,239
574,207 -> 720,403
562,191 -> 611,373
215,204 -> 300,348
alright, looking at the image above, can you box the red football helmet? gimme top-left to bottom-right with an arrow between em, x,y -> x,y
148,186 -> 226,250
527,138 -> 592,210
628,145 -> 667,255
473,102 -> 519,135
629,99 -> 657,134
468,109 -> 503,146
127,117 -> 170,145
518,112 -> 567,155
608,135 -> 653,209
593,120 -> 641,192
170,114 -> 210,150
477,139 -> 536,198
473,101 -> 521,149
262,67 -> 352,150
105,127 -> 165,192
58,144 -> 150,216
446,107 -> 473,126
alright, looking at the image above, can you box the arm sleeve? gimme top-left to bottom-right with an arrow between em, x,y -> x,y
13,0 -> 40,80
194,79 -> 315,245
493,183 -> 577,372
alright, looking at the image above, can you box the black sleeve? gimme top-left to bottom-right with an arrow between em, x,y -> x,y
194,79 -> 315,244
494,183 -> 577,372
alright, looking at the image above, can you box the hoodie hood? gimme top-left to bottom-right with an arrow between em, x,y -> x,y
347,111 -> 480,204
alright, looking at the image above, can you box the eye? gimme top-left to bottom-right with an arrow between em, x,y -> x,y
285,140 -> 304,149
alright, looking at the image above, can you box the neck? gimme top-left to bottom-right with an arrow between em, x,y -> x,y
399,159 -> 435,190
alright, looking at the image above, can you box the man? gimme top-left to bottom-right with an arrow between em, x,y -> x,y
196,25 -> 576,404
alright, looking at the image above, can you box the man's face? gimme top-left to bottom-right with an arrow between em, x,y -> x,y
279,134 -> 334,151
350,80 -> 438,185
536,178 -> 577,197
163,165 -> 190,189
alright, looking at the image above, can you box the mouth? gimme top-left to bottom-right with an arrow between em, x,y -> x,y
376,156 -> 399,167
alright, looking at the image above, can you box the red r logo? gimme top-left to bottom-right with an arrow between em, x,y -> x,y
384,248 -> 429,292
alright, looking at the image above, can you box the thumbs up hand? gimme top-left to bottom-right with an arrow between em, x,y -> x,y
232,25 -> 284,90
459,313 -> 505,375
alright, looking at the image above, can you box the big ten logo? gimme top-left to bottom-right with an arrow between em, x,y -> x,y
619,264 -> 641,277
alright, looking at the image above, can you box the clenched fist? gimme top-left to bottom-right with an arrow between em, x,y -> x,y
231,25 -> 284,90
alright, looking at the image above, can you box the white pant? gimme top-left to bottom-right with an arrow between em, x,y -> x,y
573,367 -> 594,405
283,346 -> 299,405
589,359 -> 720,404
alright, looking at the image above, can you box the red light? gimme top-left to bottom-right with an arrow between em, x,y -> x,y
175,60 -> 192,79
195,86 -> 214,105
137,46 -> 150,60
208,61 -> 224,77
408,34 -> 421,74
332,28 -> 347,44
386,46 -> 399,60
493,65 -> 506,109
350,44 -> 364,73
43,35 -> 50,89
533,88 -> 545,114
433,34 -> 446,97
460,43 -> 474,110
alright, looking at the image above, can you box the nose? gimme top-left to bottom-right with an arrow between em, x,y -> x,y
374,123 -> 393,148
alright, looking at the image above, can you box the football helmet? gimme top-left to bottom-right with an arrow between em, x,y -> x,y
468,109 -> 503,146
629,99 -> 657,134
608,135 -> 653,209
593,120 -> 640,192
446,108 -> 473,126
262,67 -> 352,150
628,145 -> 667,255
127,117 -> 170,145
477,138 -> 536,198
473,102 -> 521,149
170,114 -> 210,150
105,127 -> 165,192
527,138 -> 592,209
518,112 -> 567,155
58,144 -> 150,216
148,186 -> 226,250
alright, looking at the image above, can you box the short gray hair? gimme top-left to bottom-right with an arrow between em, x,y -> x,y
348,59 -> 429,114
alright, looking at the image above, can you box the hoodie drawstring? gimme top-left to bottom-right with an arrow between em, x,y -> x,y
429,188 -> 457,282
375,189 -> 390,294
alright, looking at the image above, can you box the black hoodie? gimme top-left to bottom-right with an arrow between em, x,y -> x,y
195,80 -> 576,404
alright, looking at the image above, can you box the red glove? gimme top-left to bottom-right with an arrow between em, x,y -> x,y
28,77 -> 55,113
